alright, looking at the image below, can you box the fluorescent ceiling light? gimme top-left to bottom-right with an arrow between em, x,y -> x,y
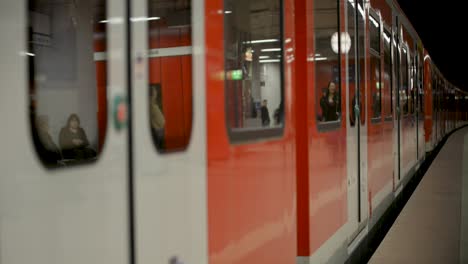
261,48 -> 282,52
358,5 -> 365,17
383,33 -> 390,43
259,56 -> 270,59
99,17 -> 123,24
314,57 -> 327,61
19,51 -> 35,56
259,59 -> 281,63
369,16 -> 379,27
131,16 -> 160,22
307,57 -> 327,61
244,39 -> 279,44
285,38 -> 292,43
225,10 -> 232,14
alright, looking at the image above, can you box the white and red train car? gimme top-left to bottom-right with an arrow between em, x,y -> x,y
0,0 -> 467,263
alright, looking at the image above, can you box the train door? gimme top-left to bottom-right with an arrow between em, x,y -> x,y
346,0 -> 368,243
0,1 -> 131,263
129,0 -> 208,263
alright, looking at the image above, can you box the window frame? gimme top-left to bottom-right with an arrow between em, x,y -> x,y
146,2 -> 194,153
224,0 -> 285,144
315,0 -> 342,132
27,0 -> 107,168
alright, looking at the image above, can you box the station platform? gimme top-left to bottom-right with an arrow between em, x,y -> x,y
368,127 -> 468,263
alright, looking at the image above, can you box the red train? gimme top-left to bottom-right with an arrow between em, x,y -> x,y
1,0 -> 467,263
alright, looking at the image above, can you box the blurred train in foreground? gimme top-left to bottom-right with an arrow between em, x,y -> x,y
1,0 -> 467,263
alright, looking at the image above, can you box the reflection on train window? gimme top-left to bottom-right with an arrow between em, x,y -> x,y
369,15 -> 381,122
357,0 -> 366,126
401,48 -> 409,115
28,0 -> 107,168
383,29 -> 392,118
224,0 -> 284,142
314,0 -> 341,126
148,0 -> 192,152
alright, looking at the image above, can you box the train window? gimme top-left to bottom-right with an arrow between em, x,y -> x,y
401,48 -> 408,115
409,54 -> 415,115
28,0 -> 107,168
369,14 -> 381,122
357,0 -> 366,126
347,0 -> 357,127
315,0 -> 341,130
383,29 -> 392,120
147,0 -> 193,152
369,15 -> 380,53
418,55 -> 424,115
224,0 -> 284,142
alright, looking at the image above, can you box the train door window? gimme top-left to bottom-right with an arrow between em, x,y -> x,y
147,0 -> 193,152
224,0 -> 284,142
409,53 -> 415,115
369,13 -> 381,123
401,47 -> 408,115
347,0 -> 357,127
418,53 -> 424,115
357,0 -> 366,126
314,0 -> 341,131
383,29 -> 392,121
28,0 -> 107,168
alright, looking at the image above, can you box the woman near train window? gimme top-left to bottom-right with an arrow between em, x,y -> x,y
321,81 -> 340,121
59,113 -> 96,160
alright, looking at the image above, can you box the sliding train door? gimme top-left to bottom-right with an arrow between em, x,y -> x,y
346,0 -> 368,243
129,0 -> 208,263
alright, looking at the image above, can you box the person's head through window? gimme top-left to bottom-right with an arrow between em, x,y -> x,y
328,81 -> 337,100
60,113 -> 95,160
67,113 -> 80,131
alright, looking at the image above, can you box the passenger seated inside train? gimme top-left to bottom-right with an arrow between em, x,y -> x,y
320,81 -> 340,122
33,115 -> 62,166
150,85 -> 165,150
59,113 -> 96,160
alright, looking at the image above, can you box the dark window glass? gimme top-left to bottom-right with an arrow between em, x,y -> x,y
401,48 -> 408,115
224,0 -> 284,142
348,0 -> 357,127
369,15 -> 381,121
418,55 -> 424,115
370,55 -> 381,120
28,0 -> 107,168
147,0 -> 193,152
383,29 -> 392,118
315,0 -> 341,127
369,15 -> 380,53
409,54 -> 415,115
357,0 -> 366,125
